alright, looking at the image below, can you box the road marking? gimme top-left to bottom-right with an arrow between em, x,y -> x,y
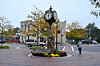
16,47 -> 20,49
28,54 -> 32,57
71,46 -> 74,51
62,46 -> 66,51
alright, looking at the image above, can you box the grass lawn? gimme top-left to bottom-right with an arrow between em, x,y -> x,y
29,47 -> 45,50
20,42 -> 25,45
6,42 -> 14,44
0,46 -> 10,49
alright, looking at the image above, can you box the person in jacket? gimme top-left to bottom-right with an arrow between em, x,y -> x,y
77,40 -> 82,54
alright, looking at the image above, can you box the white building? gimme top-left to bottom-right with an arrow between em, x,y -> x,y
20,20 -> 66,44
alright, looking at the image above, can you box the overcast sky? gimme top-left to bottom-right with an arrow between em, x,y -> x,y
0,0 -> 100,28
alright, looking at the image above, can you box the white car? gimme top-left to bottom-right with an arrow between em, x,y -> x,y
92,40 -> 97,44
25,39 -> 46,47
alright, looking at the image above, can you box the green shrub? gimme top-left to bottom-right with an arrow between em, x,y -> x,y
21,42 -> 25,44
53,49 -> 58,54
6,42 -> 13,44
0,46 -> 10,49
29,47 -> 45,50
69,42 -> 77,45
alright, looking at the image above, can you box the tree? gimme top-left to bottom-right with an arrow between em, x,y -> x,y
90,0 -> 100,18
27,7 -> 49,45
4,25 -> 15,39
67,29 -> 88,43
67,21 -> 81,31
85,23 -> 100,42
13,27 -> 20,33
0,16 -> 11,46
25,6 -> 60,50
67,22 -> 88,43
85,22 -> 95,39
91,27 -> 100,41
90,0 -> 100,8
5,27 -> 20,40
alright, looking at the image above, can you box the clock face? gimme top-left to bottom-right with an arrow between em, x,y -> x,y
53,11 -> 58,20
45,11 -> 52,20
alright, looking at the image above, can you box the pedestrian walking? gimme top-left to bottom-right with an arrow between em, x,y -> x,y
77,40 -> 82,54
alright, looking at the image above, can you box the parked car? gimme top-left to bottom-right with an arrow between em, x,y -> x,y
82,40 -> 92,44
25,39 -> 46,47
92,40 -> 97,44
0,39 -> 5,43
6,39 -> 15,42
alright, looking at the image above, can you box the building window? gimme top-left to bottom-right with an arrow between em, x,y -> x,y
25,25 -> 26,31
22,36 -> 23,42
21,26 -> 23,32
28,25 -> 30,31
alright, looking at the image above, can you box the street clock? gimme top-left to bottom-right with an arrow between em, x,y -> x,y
44,10 -> 52,21
44,6 -> 58,25
53,10 -> 58,21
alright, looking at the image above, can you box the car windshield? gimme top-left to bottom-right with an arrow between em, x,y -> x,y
26,40 -> 34,42
35,41 -> 37,42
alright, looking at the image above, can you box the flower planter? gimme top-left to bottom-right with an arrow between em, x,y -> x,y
31,49 -> 67,57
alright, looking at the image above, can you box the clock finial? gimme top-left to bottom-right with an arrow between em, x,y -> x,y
50,6 -> 52,10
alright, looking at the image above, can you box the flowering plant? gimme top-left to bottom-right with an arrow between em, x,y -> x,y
44,53 -> 49,57
50,54 -> 59,57
57,51 -> 67,57
32,49 -> 67,57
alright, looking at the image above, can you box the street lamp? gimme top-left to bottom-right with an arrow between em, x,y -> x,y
44,6 -> 58,50
60,28 -> 62,46
56,19 -> 59,49
28,22 -> 30,40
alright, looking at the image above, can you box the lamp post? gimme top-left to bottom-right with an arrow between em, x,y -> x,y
56,19 -> 60,49
28,22 -> 30,40
56,23 -> 57,49
44,6 -> 58,50
60,28 -> 62,46
88,29 -> 90,40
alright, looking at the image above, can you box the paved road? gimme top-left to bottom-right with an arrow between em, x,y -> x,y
1,43 -> 65,51
73,44 -> 100,52
0,43 -> 100,66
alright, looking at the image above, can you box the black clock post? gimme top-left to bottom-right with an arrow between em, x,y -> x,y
44,6 -> 58,51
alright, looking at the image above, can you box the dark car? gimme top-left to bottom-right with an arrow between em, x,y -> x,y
0,40 -> 5,43
82,40 -> 92,44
